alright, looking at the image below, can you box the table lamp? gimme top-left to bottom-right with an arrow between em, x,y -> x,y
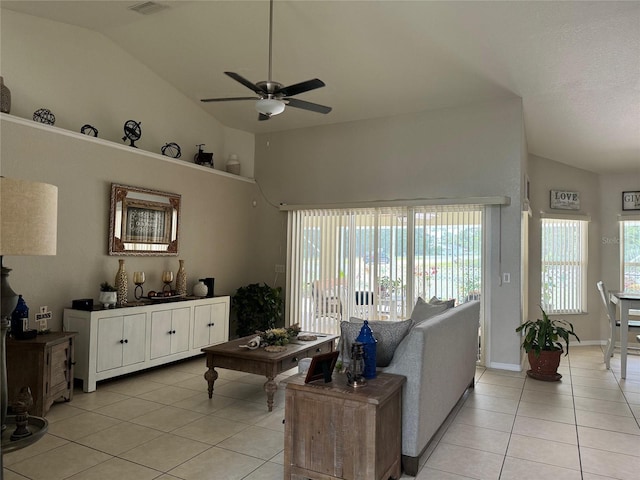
1,177 -> 58,433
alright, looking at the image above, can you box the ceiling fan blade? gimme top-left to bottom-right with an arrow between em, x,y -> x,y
201,96 -> 259,102
225,72 -> 266,94
258,113 -> 271,121
285,97 -> 332,114
277,78 -> 325,97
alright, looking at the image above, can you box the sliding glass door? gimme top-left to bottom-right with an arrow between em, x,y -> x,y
286,205 -> 484,335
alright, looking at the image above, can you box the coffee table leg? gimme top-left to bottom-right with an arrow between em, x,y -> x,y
264,376 -> 277,412
204,367 -> 218,399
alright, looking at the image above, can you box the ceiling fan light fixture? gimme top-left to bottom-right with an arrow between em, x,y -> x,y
255,98 -> 285,116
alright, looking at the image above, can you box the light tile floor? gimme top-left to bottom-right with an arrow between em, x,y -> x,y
3,345 -> 639,479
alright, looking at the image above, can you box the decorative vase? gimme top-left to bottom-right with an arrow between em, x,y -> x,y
193,281 -> 208,297
115,259 -> 128,306
0,77 -> 11,114
99,291 -> 117,308
226,154 -> 241,175
176,260 -> 187,296
527,349 -> 562,381
356,320 -> 377,379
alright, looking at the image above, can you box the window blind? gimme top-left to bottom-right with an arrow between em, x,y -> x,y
540,218 -> 588,313
287,205 -> 484,334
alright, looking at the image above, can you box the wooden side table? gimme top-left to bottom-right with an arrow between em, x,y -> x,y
6,332 -> 76,417
284,372 -> 405,480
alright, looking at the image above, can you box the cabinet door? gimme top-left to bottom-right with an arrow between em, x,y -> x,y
97,316 -> 125,372
171,307 -> 190,354
47,341 -> 71,400
193,303 -> 228,349
150,311 -> 172,359
192,305 -> 210,349
122,313 -> 146,366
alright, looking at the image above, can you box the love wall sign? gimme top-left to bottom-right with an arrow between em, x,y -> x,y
622,191 -> 640,211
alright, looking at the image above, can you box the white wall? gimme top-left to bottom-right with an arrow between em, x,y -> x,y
254,98 -> 526,369
527,154 -> 602,343
528,155 -> 640,346
0,9 -> 265,332
0,8 -> 254,175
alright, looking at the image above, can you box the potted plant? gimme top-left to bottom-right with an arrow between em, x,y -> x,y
232,283 -> 283,337
516,306 -> 580,381
99,282 -> 117,308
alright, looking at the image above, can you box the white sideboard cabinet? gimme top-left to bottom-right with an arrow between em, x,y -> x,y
64,296 -> 229,392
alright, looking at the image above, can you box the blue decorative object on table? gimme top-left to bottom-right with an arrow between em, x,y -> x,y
356,320 -> 377,379
11,295 -> 35,340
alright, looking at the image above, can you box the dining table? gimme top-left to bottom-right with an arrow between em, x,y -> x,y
609,291 -> 640,379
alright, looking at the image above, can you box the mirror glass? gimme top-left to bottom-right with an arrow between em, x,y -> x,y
109,183 -> 180,256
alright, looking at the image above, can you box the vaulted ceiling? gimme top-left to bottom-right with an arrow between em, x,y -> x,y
2,1 -> 639,174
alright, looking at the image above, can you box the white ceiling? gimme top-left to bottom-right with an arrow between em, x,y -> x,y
2,0 -> 639,174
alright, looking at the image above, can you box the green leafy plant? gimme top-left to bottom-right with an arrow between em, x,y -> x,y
100,282 -> 117,292
516,306 -> 580,356
232,283 -> 284,337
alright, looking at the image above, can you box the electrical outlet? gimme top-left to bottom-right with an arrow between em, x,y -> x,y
275,264 -> 285,273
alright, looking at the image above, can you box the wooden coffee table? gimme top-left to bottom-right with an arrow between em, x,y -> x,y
202,334 -> 338,411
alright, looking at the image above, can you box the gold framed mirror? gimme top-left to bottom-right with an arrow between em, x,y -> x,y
109,183 -> 181,256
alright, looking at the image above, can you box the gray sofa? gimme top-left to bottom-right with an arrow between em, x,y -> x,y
380,300 -> 480,476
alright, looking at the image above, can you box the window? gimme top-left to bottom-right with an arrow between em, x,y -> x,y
620,220 -> 640,292
286,205 -> 483,334
540,218 -> 588,314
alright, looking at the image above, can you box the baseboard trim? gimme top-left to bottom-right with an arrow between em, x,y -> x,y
487,361 -> 521,371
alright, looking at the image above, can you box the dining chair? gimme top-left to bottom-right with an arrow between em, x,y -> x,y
596,281 -> 640,369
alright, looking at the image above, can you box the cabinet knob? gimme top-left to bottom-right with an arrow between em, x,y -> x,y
124,339 -> 128,343
292,357 -> 298,363
316,348 -> 322,352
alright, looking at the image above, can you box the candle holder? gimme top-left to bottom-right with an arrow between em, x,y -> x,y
162,271 -> 174,293
133,272 -> 145,300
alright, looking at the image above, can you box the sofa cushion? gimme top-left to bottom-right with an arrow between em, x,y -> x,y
410,297 -> 450,323
429,296 -> 456,309
340,318 -> 413,367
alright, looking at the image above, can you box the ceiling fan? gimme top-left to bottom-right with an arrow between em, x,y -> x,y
200,0 -> 332,121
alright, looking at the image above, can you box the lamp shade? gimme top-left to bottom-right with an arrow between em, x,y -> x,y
255,98 -> 285,116
0,177 -> 58,256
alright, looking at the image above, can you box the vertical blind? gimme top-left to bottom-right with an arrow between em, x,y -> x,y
620,220 -> 640,292
540,218 -> 588,314
287,205 -> 484,333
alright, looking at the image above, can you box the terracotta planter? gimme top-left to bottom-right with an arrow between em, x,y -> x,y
527,349 -> 562,381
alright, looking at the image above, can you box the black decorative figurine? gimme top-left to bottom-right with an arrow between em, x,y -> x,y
122,120 -> 142,147
81,124 -> 98,137
161,142 -> 181,158
194,144 -> 213,167
33,108 -> 55,125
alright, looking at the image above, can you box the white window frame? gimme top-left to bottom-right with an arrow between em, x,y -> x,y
620,218 -> 640,292
540,215 -> 589,314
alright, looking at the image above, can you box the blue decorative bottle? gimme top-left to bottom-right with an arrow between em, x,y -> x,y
356,320 -> 377,379
11,295 -> 29,337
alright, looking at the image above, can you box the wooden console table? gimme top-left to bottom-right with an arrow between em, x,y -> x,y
284,372 -> 405,480
202,334 -> 338,411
